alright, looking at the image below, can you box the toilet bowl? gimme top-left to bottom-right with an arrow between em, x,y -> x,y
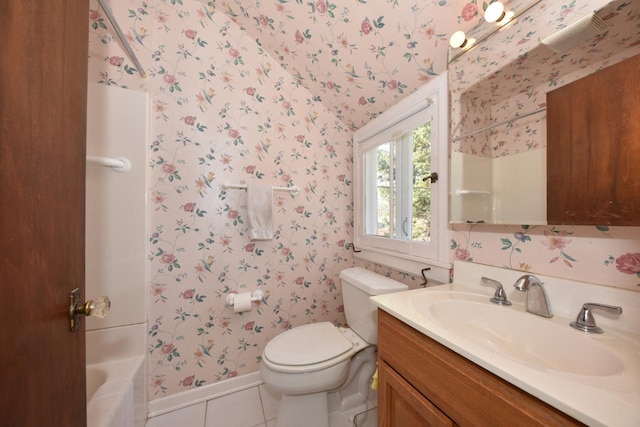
260,267 -> 408,427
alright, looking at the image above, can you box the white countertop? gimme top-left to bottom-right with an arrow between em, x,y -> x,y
371,261 -> 640,427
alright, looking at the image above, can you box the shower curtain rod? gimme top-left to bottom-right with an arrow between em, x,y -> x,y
97,0 -> 146,78
452,107 -> 546,142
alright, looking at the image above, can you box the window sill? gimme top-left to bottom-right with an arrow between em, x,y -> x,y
354,247 -> 451,284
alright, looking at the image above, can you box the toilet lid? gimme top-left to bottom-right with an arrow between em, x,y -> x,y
264,322 -> 353,366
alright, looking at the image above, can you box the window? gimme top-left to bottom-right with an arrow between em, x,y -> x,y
354,74 -> 450,282
365,118 -> 433,241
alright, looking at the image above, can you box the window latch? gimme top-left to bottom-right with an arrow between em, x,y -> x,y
423,172 -> 438,183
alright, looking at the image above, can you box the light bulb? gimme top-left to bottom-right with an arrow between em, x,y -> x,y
485,1 -> 506,23
449,31 -> 468,49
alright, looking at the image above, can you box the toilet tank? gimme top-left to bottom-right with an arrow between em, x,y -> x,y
339,267 -> 408,344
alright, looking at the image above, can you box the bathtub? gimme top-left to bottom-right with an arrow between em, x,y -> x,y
87,355 -> 146,427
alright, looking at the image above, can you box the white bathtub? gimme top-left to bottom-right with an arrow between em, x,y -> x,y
87,356 -> 146,427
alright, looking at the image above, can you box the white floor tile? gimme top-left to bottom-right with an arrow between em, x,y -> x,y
146,403 -> 206,427
258,384 -> 281,421
205,386 -> 265,427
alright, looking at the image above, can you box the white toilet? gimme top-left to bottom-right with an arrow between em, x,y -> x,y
260,267 -> 408,427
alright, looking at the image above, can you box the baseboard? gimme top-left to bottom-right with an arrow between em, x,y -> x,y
147,371 -> 264,418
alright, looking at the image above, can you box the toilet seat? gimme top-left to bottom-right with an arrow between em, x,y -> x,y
263,322 -> 367,374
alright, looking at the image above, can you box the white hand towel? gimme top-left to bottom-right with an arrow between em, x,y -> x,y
247,184 -> 273,241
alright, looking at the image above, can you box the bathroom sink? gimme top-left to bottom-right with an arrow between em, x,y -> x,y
415,293 -> 624,376
370,263 -> 640,426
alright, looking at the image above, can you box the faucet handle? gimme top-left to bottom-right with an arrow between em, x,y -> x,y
481,276 -> 512,306
570,303 -> 622,334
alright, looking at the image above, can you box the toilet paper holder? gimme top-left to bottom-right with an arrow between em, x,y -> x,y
225,290 -> 264,307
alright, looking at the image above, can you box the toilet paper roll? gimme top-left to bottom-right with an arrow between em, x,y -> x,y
233,292 -> 253,313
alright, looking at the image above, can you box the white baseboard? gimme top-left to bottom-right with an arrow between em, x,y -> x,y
147,371 -> 264,418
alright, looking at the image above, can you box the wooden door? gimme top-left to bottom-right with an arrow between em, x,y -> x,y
0,1 -> 89,426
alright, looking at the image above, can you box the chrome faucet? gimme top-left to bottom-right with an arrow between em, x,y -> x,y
513,275 -> 552,318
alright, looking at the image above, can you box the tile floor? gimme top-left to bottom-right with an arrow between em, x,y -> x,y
146,384 -> 279,427
146,383 -> 377,427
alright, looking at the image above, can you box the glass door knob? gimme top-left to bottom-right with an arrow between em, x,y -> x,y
69,289 -> 111,332
82,295 -> 111,318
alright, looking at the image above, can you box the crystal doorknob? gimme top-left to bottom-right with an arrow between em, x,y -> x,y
69,288 -> 111,332
77,295 -> 111,318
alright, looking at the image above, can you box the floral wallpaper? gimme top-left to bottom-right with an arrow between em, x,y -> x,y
88,0 -> 640,402
451,224 -> 640,289
89,0 -> 358,399
210,0 -> 498,130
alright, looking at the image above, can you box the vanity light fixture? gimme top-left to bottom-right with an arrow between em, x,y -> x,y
484,1 -> 515,25
449,30 -> 474,49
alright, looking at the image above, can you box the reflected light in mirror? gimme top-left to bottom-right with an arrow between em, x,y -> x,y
485,2 -> 505,22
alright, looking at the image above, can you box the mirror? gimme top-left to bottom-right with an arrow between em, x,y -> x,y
448,0 -> 640,224
447,0 -> 543,64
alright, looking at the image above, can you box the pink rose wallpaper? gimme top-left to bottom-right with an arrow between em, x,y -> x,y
88,0 -> 640,400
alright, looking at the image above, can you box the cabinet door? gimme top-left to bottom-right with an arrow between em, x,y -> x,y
378,360 -> 454,427
378,310 -> 583,426
547,53 -> 640,225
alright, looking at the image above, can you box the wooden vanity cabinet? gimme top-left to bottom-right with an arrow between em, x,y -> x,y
377,310 -> 583,427
378,359 -> 454,426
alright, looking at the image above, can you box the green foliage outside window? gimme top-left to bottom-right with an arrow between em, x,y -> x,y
375,123 -> 432,241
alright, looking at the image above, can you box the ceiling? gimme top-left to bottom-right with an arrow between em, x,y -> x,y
208,0 -> 486,130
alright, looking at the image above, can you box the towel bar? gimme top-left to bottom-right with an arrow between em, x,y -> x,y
87,155 -> 131,172
222,182 -> 300,196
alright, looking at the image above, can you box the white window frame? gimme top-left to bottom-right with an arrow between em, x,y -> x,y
353,74 -> 450,283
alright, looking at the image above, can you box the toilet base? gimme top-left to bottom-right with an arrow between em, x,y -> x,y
327,346 -> 378,427
328,401 -> 377,427
268,346 -> 378,427
275,393 -> 329,427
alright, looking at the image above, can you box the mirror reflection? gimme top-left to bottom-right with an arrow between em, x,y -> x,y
448,0 -> 640,225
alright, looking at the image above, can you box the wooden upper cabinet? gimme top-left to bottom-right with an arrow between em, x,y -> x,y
547,53 -> 640,225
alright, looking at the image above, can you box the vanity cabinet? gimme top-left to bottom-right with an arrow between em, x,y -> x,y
377,310 -> 583,427
378,360 -> 453,426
